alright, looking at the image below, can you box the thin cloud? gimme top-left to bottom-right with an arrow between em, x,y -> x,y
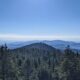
0,34 -> 80,41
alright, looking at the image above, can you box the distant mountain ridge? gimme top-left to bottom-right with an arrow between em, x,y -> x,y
0,40 -> 80,50
43,40 -> 80,50
17,43 -> 56,52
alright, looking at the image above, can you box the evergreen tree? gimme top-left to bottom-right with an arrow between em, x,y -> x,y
61,45 -> 80,80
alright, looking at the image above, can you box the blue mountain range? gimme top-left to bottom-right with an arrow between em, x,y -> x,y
0,40 -> 79,50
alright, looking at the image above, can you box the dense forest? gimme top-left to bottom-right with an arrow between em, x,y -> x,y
0,43 -> 80,80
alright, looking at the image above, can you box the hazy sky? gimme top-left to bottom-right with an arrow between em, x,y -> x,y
0,0 -> 80,41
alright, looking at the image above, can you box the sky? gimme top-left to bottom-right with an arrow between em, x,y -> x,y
0,0 -> 80,41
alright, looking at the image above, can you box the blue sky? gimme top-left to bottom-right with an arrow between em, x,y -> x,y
0,0 -> 80,41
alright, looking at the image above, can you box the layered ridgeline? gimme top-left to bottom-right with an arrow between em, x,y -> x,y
5,40 -> 80,50
0,43 -> 80,80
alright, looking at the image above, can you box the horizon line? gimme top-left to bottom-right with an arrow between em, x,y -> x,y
0,34 -> 80,42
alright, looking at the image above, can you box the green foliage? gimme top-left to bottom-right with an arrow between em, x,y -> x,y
0,43 -> 80,80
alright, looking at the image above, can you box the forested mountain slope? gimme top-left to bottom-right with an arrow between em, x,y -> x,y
0,43 -> 80,80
